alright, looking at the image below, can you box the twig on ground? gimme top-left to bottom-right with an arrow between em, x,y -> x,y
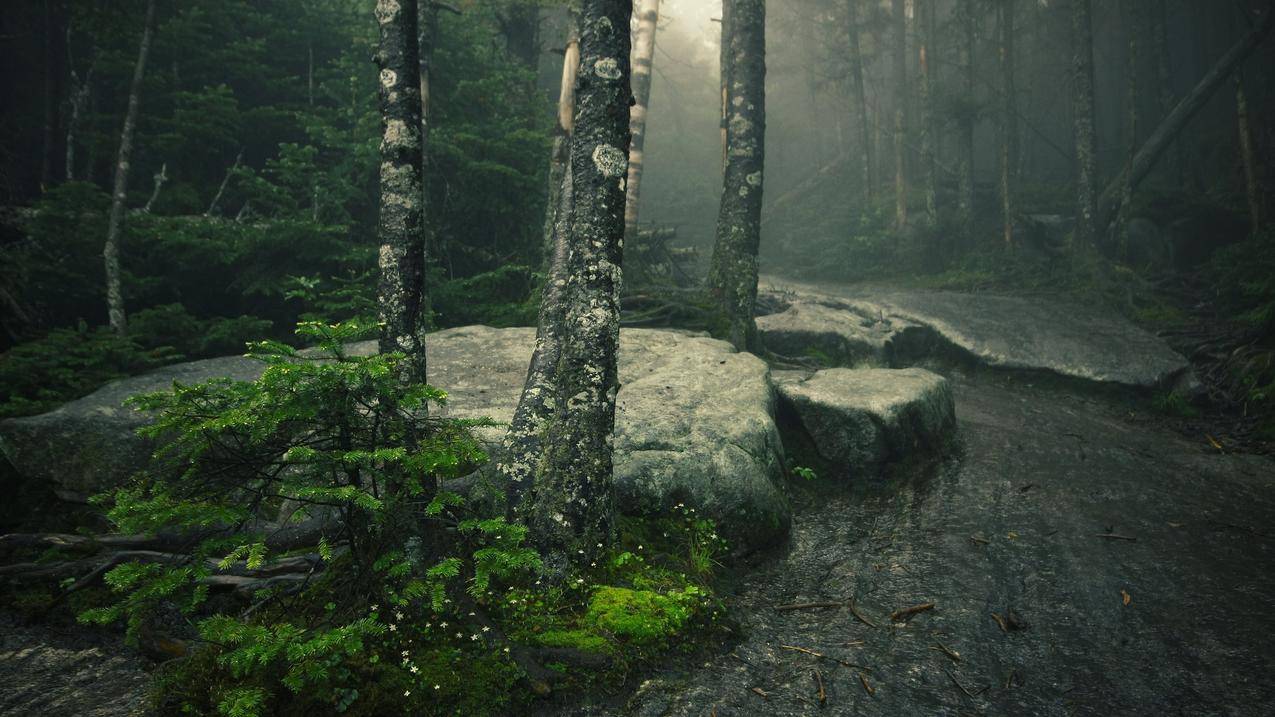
813,669 -> 827,705
848,599 -> 878,628
775,600 -> 844,611
890,602 -> 935,622
931,641 -> 962,662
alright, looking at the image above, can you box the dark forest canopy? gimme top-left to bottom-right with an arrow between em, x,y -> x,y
0,1 -> 1273,715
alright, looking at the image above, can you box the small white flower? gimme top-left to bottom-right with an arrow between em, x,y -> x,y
503,647 -> 510,653
455,632 -> 463,639
395,612 -> 404,621
439,621 -> 448,628
371,604 -> 379,611
596,542 -> 603,548
388,624 -> 397,632
481,626 -> 490,633
404,690 -> 411,697
401,650 -> 409,657
470,633 -> 480,641
410,665 -> 419,674
434,685 -> 441,690
576,578 -> 584,584
468,611 -> 475,616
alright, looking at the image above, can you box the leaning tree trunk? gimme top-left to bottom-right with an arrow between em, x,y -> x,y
892,0 -> 908,230
1071,0 -> 1098,248
1237,78 -> 1261,235
373,0 -> 427,385
998,0 -> 1016,249
102,0 -> 156,335
1151,0 -> 1181,185
502,17 -> 580,511
957,0 -> 975,234
917,0 -> 937,226
1095,7 -> 1274,231
521,0 -> 632,577
848,0 -> 874,204
624,0 -> 661,237
707,0 -> 766,353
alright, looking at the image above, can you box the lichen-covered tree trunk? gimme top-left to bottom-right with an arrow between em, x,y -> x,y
373,0 -> 427,385
998,0 -> 1016,249
707,0 -> 766,353
917,0 -> 937,226
624,0 -> 660,236
102,0 -> 155,335
1095,7 -> 1274,231
1236,79 -> 1261,235
956,0 -> 975,234
892,0 -> 908,230
719,0 -> 733,174
502,17 -> 580,511
521,0 -> 632,577
1071,0 -> 1098,247
848,0 -> 873,204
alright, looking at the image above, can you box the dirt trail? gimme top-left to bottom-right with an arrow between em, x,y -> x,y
554,370 -> 1275,716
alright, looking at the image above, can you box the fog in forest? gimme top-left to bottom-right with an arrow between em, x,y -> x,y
0,2 -> 1272,715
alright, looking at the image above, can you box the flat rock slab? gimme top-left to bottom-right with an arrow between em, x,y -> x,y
756,301 -> 906,367
0,327 -> 789,550
776,368 -> 955,479
760,279 -> 1189,389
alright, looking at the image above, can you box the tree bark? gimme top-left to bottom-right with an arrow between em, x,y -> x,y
521,0 -> 632,577
624,0 -> 661,237
102,0 -> 156,334
502,17 -> 580,512
998,0 -> 1016,249
917,0 -> 937,226
65,63 -> 93,182
892,0 -> 908,229
41,0 -> 66,190
373,0 -> 427,385
1151,0 -> 1180,184
1095,6 -> 1274,231
1071,0 -> 1098,248
956,0 -> 975,233
719,0 -> 732,174
707,0 -> 766,353
848,0 -> 873,203
1237,78 -> 1261,235
1113,2 -> 1139,253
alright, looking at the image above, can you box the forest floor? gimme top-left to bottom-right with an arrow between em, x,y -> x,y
546,368 -> 1275,716
3,282 -> 1273,717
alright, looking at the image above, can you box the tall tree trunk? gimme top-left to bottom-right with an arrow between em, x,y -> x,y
719,0 -> 732,174
65,63 -> 93,182
41,0 -> 66,190
1096,7 -> 1274,231
624,0 -> 660,237
522,0 -> 632,576
848,0 -> 874,204
102,0 -> 156,335
707,0 -> 766,353
892,0 -> 908,229
1071,0 -> 1098,248
917,0 -> 937,226
998,0 -> 1016,249
373,0 -> 427,384
957,0 -> 975,233
1237,78 -> 1261,235
1151,0 -> 1180,185
503,17 -> 580,511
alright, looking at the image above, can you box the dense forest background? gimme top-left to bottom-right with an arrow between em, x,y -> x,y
2,0 -> 1272,440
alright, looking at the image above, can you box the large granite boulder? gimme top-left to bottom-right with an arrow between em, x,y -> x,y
759,279 -> 1190,390
0,326 -> 790,550
774,367 -> 955,480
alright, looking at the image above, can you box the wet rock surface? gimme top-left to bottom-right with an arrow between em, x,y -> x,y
759,279 -> 1190,390
545,372 -> 1275,716
775,368 -> 955,480
0,326 -> 790,549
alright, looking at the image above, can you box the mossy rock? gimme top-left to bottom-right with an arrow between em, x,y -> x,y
584,587 -> 692,646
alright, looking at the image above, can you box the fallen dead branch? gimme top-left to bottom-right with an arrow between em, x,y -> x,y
890,602 -> 935,622
848,599 -> 878,628
931,641 -> 961,663
1095,533 -> 1138,542
750,687 -> 770,701
944,668 -> 978,699
813,669 -> 826,705
774,600 -> 844,612
858,672 -> 875,696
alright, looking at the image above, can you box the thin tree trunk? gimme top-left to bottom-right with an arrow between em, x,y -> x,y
893,0 -> 908,229
1071,0 -> 1098,248
103,0 -> 156,334
719,0 -> 732,174
205,152 -> 242,217
707,0 -> 766,353
143,162 -> 166,213
65,64 -> 93,182
1237,78 -> 1261,235
624,0 -> 661,237
1096,7 -> 1274,231
848,0 -> 873,203
918,0 -> 937,226
957,0 -> 975,233
522,0 -> 632,576
503,17 -> 580,511
998,0 -> 1016,249
1114,3 -> 1139,254
373,0 -> 427,384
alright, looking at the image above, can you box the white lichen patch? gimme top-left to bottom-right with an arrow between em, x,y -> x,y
746,171 -> 763,187
380,68 -> 397,88
592,144 -> 628,178
374,0 -> 400,21
381,120 -> 417,150
594,57 -> 622,80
